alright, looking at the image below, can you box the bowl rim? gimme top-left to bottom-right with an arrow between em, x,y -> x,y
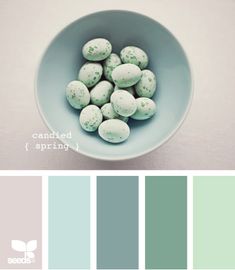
35,9 -> 194,161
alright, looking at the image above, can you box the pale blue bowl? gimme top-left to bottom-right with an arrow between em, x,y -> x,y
36,10 -> 193,161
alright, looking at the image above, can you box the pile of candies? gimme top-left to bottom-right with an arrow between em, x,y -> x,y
66,38 -> 157,143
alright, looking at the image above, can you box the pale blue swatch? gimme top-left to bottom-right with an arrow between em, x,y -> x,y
48,176 -> 90,269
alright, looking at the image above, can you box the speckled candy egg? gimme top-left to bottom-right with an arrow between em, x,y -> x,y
112,64 -> 142,88
82,38 -> 112,61
120,46 -> 149,69
66,80 -> 90,109
103,53 -> 122,82
135,69 -> 156,98
98,119 -> 130,143
78,62 -> 103,88
79,105 -> 103,132
101,103 -> 128,122
90,80 -> 114,107
114,85 -> 135,96
110,90 -> 137,117
131,97 -> 156,120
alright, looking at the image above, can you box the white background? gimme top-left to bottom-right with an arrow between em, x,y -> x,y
0,0 -> 235,169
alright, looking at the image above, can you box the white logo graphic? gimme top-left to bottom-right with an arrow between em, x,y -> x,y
8,240 -> 37,264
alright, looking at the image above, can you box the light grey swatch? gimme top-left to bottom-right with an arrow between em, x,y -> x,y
0,176 -> 42,269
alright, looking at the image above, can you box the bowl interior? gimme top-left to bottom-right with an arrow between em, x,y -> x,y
36,10 -> 192,160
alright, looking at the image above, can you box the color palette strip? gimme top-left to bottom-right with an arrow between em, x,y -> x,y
1,175 -> 235,270
146,176 -> 187,269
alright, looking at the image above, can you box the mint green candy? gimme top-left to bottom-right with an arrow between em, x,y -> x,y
135,69 -> 156,98
112,63 -> 142,88
131,97 -> 156,120
111,90 -> 137,117
114,85 -> 135,96
79,105 -> 103,132
98,119 -> 130,143
78,62 -> 103,88
82,38 -> 112,61
120,46 -> 149,69
66,80 -> 90,109
103,53 -> 122,82
101,103 -> 128,122
90,80 -> 114,107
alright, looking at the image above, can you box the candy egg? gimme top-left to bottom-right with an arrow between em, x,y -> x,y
78,62 -> 103,88
79,105 -> 103,132
114,85 -> 135,96
112,63 -> 142,88
110,90 -> 137,117
101,103 -> 128,122
120,46 -> 149,69
103,53 -> 122,82
90,80 -> 114,107
66,80 -> 90,109
135,69 -> 156,98
82,38 -> 112,61
131,97 -> 156,120
98,119 -> 130,143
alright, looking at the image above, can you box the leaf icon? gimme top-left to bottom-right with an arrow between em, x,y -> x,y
11,240 -> 26,252
26,251 -> 35,258
26,240 -> 37,251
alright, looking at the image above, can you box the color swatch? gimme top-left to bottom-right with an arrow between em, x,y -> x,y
48,176 -> 90,269
97,176 -> 139,269
145,176 -> 187,269
0,176 -> 42,269
194,176 -> 235,269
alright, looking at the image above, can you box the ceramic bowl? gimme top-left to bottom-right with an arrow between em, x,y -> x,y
36,10 -> 193,160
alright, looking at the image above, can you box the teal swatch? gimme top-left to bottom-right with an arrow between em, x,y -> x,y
48,176 -> 90,269
194,176 -> 235,269
97,176 -> 138,269
145,176 -> 187,269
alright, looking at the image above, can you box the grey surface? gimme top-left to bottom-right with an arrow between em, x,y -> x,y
0,0 -> 235,169
97,176 -> 138,268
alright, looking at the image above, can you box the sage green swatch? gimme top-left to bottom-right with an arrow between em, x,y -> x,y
97,176 -> 138,269
145,176 -> 187,269
194,176 -> 235,269
48,176 -> 90,269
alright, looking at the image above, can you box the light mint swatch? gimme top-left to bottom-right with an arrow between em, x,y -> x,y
145,176 -> 187,269
194,176 -> 235,269
48,176 -> 90,269
97,176 -> 138,269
